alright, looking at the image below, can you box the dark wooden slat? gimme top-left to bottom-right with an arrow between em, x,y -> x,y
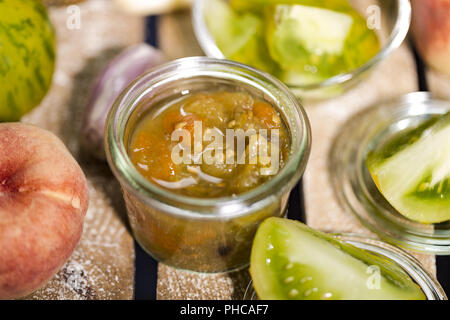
145,16 -> 159,47
134,241 -> 158,300
134,16 -> 160,300
287,181 -> 307,224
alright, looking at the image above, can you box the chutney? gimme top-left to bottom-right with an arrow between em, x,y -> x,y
128,91 -> 291,198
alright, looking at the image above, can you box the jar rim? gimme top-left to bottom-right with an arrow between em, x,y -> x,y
105,57 -> 311,218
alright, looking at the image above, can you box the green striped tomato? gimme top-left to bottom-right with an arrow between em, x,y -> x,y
0,0 -> 55,121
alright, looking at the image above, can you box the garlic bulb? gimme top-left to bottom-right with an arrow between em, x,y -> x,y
81,43 -> 166,160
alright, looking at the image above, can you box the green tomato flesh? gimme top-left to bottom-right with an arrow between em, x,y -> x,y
367,113 -> 450,224
250,218 -> 426,300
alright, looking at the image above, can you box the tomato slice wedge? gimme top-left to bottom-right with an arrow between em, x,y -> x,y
250,218 -> 425,300
367,113 -> 450,223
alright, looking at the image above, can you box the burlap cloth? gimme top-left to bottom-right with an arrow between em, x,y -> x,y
23,0 -> 144,300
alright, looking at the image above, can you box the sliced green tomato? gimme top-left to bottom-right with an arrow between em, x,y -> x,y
367,113 -> 450,224
250,218 -> 426,300
205,0 -> 256,57
284,5 -> 354,55
266,4 -> 353,75
205,0 -> 278,74
265,2 -> 380,83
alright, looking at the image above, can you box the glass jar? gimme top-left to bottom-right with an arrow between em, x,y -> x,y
244,234 -> 447,300
105,57 -> 311,273
330,92 -> 450,254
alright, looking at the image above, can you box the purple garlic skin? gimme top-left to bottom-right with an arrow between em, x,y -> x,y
82,43 -> 166,160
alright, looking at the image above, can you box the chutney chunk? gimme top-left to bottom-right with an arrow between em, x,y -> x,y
129,131 -> 177,181
128,91 -> 291,198
163,110 -> 201,134
253,101 -> 281,129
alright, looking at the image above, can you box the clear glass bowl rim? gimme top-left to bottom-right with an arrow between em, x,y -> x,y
192,0 -> 412,91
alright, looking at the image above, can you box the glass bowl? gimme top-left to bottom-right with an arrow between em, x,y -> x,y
329,92 -> 450,255
243,234 -> 447,300
105,57 -> 311,273
192,0 -> 411,100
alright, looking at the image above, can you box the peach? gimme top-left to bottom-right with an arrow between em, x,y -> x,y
0,123 -> 89,299
412,0 -> 450,76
